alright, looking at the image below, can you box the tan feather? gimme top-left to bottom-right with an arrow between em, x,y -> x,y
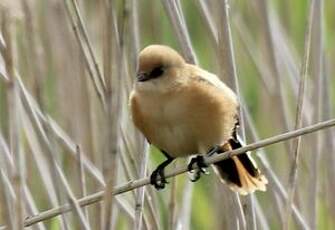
130,45 -> 268,194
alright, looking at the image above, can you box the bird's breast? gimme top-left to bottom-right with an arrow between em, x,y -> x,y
130,81 -> 238,158
131,92 -> 198,157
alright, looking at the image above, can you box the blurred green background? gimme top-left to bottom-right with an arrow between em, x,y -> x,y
0,0 -> 334,229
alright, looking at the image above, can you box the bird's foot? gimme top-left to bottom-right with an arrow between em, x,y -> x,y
187,155 -> 209,182
150,167 -> 168,190
150,156 -> 174,190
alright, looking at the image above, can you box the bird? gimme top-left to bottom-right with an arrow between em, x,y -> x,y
129,45 -> 267,195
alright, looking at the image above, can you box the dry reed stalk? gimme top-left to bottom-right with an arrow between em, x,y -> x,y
163,1 -> 249,227
17,77 -> 104,185
193,4 -> 296,227
133,145 -> 149,230
193,7 -> 298,227
233,11 -> 317,227
63,0 -> 106,108
17,65 -> 94,229
18,76 -> 110,228
309,0 -> 324,229
233,16 -> 274,94
23,185 -> 47,230
322,60 -> 335,217
19,71 -> 137,228
284,0 -> 316,229
7,96 -> 70,228
21,110 -> 59,202
119,1 -> 153,229
0,131 -> 16,229
124,135 -> 161,225
19,107 -> 69,228
0,170 -> 15,229
168,170 -> 177,230
194,0 -> 217,45
256,0 -> 291,135
55,161 -> 91,230
0,1 -> 334,229
215,0 -> 251,228
101,0 -> 122,228
1,10 -> 26,229
22,118 -> 335,227
235,4 -> 314,227
161,0 -> 197,64
69,0 -> 106,92
254,197 -> 270,230
36,119 -> 76,229
20,0 -> 44,106
76,145 -> 89,222
175,180 -> 193,230
160,1 -> 200,228
129,0 -> 140,70
244,108 -> 310,230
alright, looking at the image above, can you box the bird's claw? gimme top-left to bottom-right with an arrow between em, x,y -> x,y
150,167 -> 168,190
187,155 -> 209,182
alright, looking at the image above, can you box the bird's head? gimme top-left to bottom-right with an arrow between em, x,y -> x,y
135,45 -> 186,93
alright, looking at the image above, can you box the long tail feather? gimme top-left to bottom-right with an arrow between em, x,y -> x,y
213,137 -> 268,195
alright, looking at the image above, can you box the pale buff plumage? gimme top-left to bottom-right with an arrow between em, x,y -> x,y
130,45 -> 267,194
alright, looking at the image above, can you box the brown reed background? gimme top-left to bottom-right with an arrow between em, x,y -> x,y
0,0 -> 334,229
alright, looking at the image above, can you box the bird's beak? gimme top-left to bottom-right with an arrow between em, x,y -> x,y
137,72 -> 149,82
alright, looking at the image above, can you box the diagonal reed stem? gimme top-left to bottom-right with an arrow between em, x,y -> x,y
283,0 -> 315,229
23,118 -> 335,227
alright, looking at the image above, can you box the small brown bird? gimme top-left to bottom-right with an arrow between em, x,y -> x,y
129,45 -> 267,195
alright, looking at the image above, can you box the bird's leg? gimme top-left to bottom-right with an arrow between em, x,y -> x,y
187,155 -> 209,182
187,145 -> 223,182
150,154 -> 174,190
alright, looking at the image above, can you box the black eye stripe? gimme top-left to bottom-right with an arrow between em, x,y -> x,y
150,66 -> 164,78
136,66 -> 165,82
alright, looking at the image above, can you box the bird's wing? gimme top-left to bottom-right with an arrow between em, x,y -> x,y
191,65 -> 245,140
190,65 -> 238,103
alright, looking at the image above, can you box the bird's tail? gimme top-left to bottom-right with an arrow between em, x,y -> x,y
213,137 -> 268,195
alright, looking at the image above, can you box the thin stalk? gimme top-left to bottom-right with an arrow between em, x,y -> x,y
257,0 -> 291,134
62,0 -> 106,108
254,197 -> 270,230
129,0 -> 140,69
284,0 -> 315,229
176,180 -> 193,230
20,0 -> 44,106
24,118 -> 335,227
133,145 -> 149,230
1,10 -> 24,229
159,2 -> 199,228
194,0 -> 218,45
23,185 -> 47,230
101,0 -> 122,228
161,0 -> 197,64
309,0 -> 324,228
216,0 -> 249,227
69,0 -> 106,92
0,170 -> 15,230
168,173 -> 177,230
322,57 -> 335,216
17,77 -> 104,186
244,107 -> 310,230
121,127 -> 160,229
55,162 -> 91,230
17,75 -> 135,220
76,145 -> 89,222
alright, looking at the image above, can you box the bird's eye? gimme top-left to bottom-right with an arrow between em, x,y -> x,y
150,66 -> 164,79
